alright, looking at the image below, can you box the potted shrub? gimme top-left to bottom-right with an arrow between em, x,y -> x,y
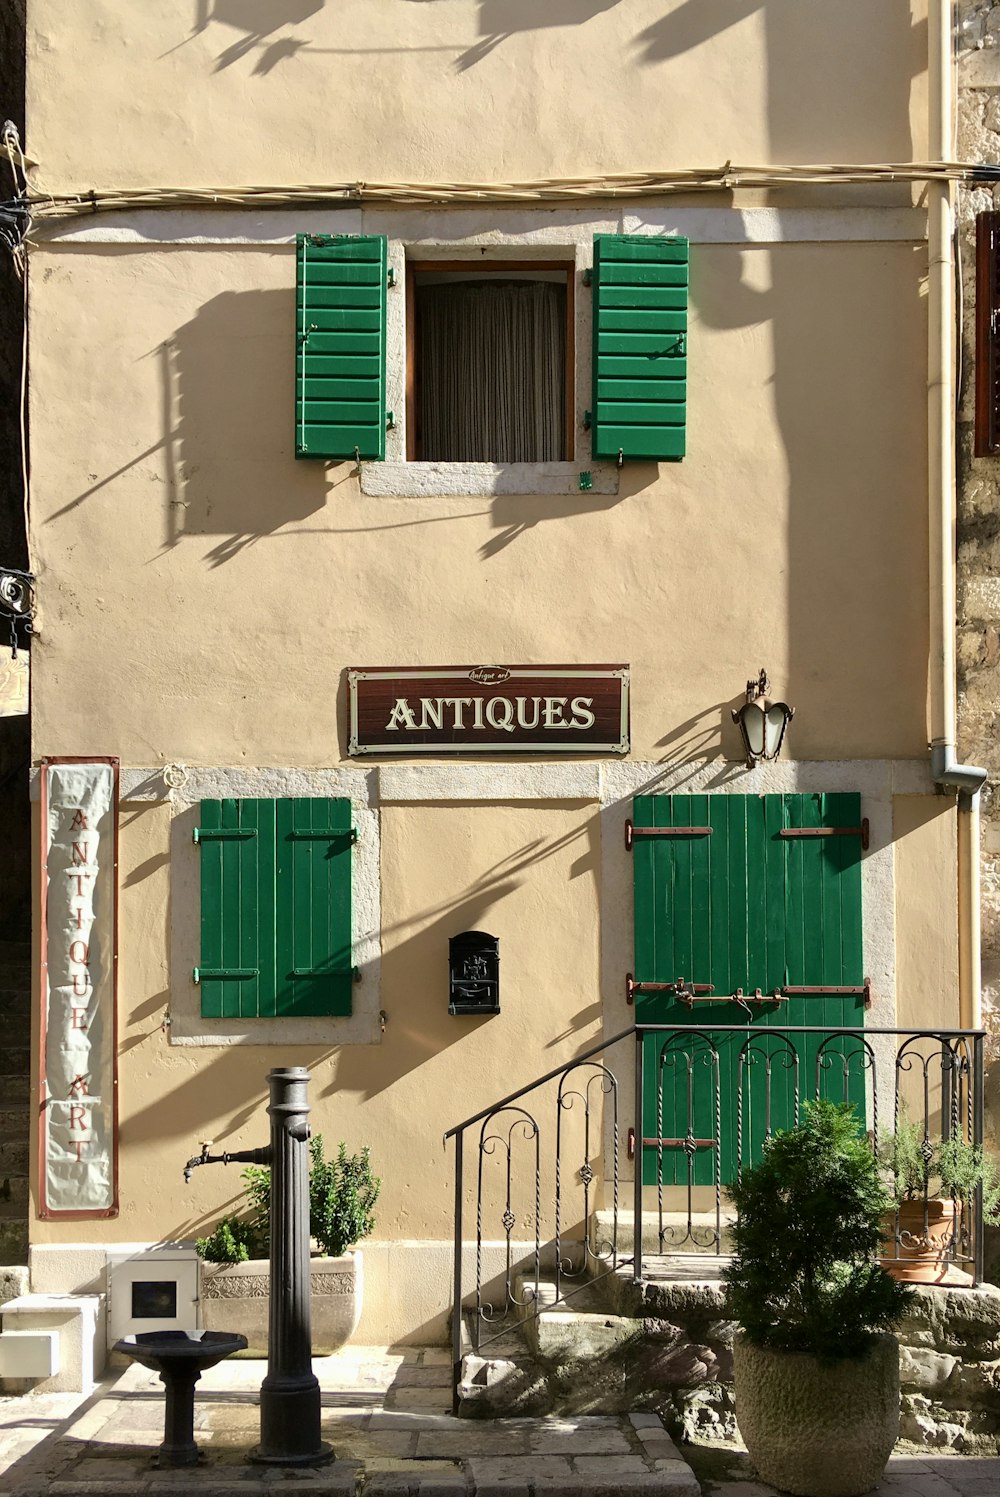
198,1136 -> 380,1355
879,1111 -> 1000,1283
725,1100 -> 911,1497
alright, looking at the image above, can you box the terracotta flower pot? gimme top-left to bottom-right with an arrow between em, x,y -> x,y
880,1199 -> 957,1284
733,1332 -> 899,1497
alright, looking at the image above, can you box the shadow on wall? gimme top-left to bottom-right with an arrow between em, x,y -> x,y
186,0 -> 623,74
320,811 -> 601,1102
162,289 -> 331,565
192,0 -> 324,72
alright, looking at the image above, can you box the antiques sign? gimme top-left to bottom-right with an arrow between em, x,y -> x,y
39,758 -> 118,1217
348,665 -> 630,755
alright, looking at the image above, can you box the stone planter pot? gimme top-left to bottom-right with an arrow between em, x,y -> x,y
200,1251 -> 363,1356
732,1332 -> 899,1497
880,1199 -> 957,1284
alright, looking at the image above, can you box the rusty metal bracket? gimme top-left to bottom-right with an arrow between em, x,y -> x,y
627,1128 -> 717,1160
625,821 -> 713,850
780,977 -> 872,1009
626,974 -> 714,1006
778,819 -> 869,851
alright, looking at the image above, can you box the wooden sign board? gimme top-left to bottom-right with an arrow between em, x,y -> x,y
348,665 -> 630,755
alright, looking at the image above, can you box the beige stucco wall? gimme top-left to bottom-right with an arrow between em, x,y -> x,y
30,797 -> 602,1249
27,236 -> 929,764
25,2 -> 928,193
893,795 -> 961,1033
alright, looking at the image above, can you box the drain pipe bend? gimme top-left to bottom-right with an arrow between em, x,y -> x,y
929,1 -> 988,1030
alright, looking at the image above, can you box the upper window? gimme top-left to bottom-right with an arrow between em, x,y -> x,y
405,262 -> 574,464
294,232 -> 688,471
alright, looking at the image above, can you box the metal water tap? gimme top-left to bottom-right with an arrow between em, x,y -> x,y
182,1138 -> 271,1183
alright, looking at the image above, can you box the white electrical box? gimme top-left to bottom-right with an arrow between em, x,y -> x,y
106,1248 -> 199,1346
0,1329 -> 60,1378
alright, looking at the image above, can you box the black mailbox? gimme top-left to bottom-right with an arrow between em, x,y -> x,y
449,930 -> 500,1016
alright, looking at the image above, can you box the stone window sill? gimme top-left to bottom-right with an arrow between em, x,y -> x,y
359,461 -> 620,498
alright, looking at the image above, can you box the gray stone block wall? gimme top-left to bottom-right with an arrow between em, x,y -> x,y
461,1280 -> 1000,1454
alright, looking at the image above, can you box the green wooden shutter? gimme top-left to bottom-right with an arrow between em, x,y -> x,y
194,798 -> 272,1020
591,234 -> 688,462
632,793 -> 864,1185
195,797 -> 353,1019
275,797 -> 354,1018
296,234 -> 388,461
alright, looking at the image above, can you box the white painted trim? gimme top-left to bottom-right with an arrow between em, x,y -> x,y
33,206 -> 927,248
379,763 -> 602,803
29,765 -> 378,805
30,758 -> 935,803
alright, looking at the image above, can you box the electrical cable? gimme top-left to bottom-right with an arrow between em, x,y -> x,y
16,160 -> 1000,217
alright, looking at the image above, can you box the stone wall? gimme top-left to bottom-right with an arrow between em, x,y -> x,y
460,1277 -> 1000,1455
957,12 -> 1000,1280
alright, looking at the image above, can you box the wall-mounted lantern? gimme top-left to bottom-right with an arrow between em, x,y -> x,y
449,931 -> 500,1016
731,669 -> 794,769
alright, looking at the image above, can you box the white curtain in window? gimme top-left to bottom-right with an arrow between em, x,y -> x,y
418,281 -> 565,462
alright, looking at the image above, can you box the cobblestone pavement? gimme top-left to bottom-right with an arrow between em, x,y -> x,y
685,1438 -> 1000,1497
0,1347 -> 699,1495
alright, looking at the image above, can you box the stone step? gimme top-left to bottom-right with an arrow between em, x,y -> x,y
592,1207 -> 736,1256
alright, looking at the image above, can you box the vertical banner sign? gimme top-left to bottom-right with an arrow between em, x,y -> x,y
39,758 -> 119,1217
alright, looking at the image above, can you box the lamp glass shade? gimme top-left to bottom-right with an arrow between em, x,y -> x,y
737,701 -> 767,759
763,703 -> 792,759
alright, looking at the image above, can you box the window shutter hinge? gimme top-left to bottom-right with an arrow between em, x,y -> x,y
386,411 -> 395,430
583,410 -> 592,430
387,267 -> 395,288
583,268 -> 593,286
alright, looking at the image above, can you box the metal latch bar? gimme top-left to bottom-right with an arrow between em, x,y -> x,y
193,967 -> 259,984
290,966 -> 362,982
626,973 -> 713,1005
192,828 -> 256,844
627,1127 -> 716,1160
625,821 -> 713,850
781,977 -> 872,1009
778,819 -> 869,851
287,828 -> 358,842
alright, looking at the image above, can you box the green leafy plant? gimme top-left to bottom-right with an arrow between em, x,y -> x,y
195,1135 -> 380,1264
724,1099 -> 912,1362
878,1108 -> 1000,1224
195,1214 -> 255,1264
309,1138 -> 380,1257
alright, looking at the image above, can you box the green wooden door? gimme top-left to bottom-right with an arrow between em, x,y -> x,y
632,793 -> 865,1187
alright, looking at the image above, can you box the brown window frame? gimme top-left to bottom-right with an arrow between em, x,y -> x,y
404,259 -> 576,463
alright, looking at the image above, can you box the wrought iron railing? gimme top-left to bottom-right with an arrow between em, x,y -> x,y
445,1023 -> 986,1410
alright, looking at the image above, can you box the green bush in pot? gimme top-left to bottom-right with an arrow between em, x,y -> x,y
724,1100 -> 911,1497
195,1135 -> 380,1264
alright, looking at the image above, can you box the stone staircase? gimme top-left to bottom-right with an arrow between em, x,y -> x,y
0,940 -> 30,1266
458,1213 -> 739,1441
457,1211 -> 1000,1454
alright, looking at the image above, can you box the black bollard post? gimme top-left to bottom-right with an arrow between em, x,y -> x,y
254,1066 -> 331,1465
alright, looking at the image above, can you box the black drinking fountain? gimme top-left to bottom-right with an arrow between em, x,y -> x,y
117,1066 -> 331,1468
